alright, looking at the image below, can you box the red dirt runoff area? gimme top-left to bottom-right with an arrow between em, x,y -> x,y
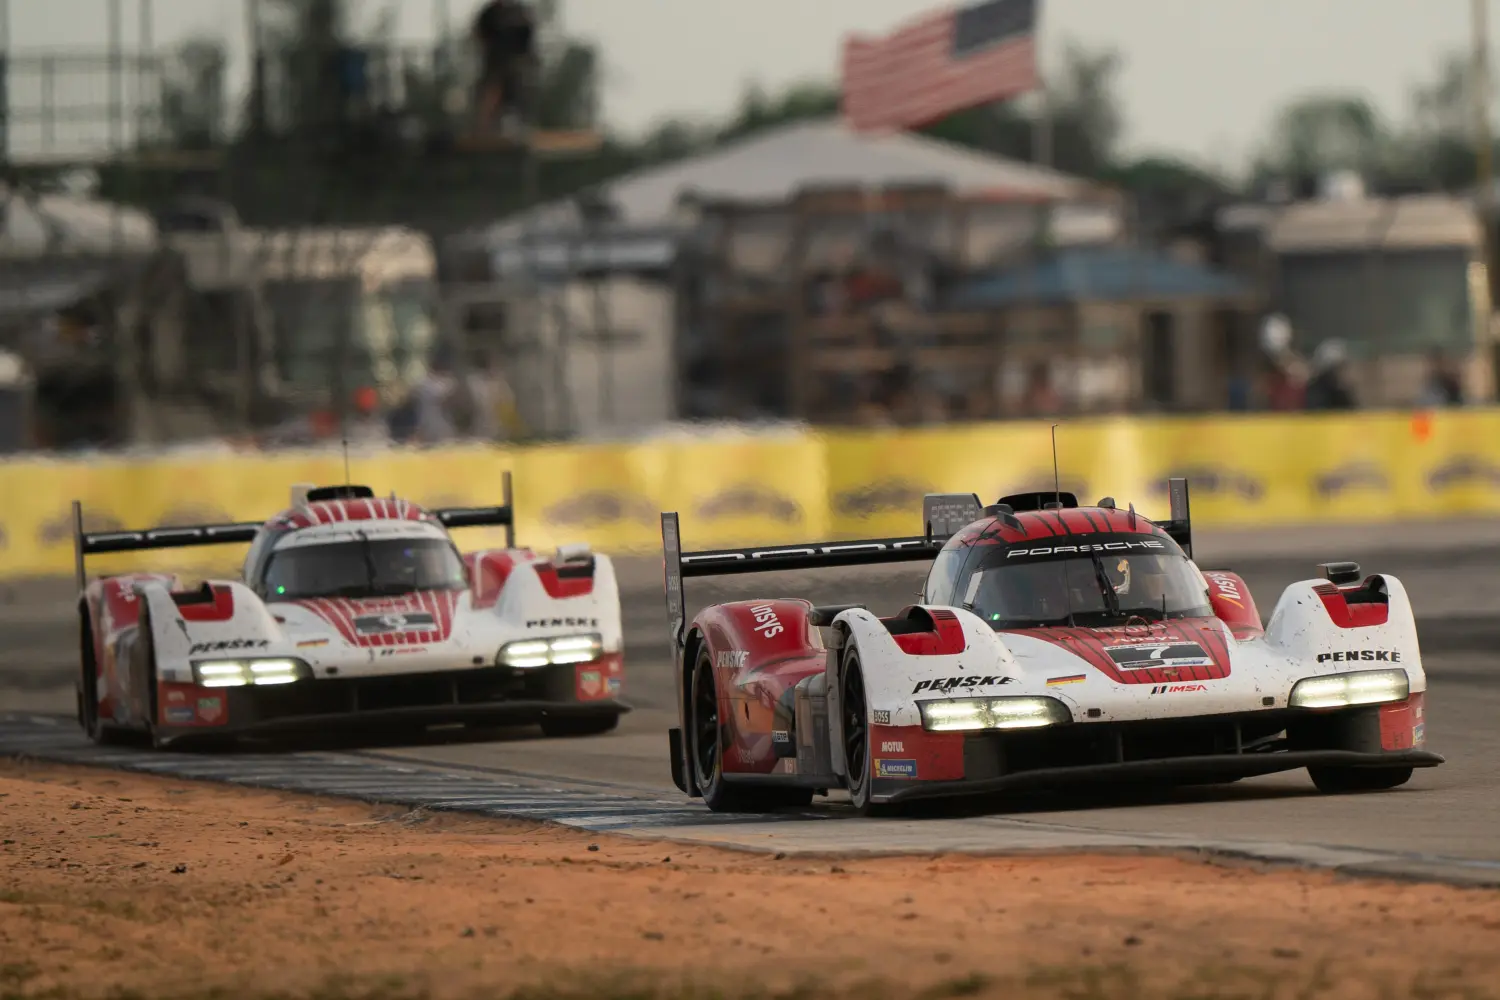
1,758 -> 1498,1000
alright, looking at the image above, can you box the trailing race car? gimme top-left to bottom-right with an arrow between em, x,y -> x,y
659,480 -> 1443,815
75,476 -> 626,748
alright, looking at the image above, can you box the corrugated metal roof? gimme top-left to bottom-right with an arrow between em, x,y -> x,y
1267,194 -> 1479,252
487,117 -> 1098,239
944,246 -> 1251,307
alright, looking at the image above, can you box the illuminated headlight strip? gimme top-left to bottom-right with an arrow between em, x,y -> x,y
1289,669 -> 1409,709
918,696 -> 1072,733
192,658 -> 307,687
498,633 -> 603,669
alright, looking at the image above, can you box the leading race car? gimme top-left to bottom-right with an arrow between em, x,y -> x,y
75,476 -> 626,748
659,480 -> 1443,814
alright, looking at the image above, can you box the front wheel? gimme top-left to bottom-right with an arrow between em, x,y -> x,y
1308,765 -> 1414,793
842,647 -> 896,818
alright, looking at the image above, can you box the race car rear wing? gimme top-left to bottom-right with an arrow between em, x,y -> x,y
659,492 -> 982,652
659,479 -> 1195,650
71,471 -> 518,591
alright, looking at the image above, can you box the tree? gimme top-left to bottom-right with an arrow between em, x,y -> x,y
1254,94 -> 1391,186
156,36 -> 229,150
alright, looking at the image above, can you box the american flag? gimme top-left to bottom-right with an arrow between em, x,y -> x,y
841,0 -> 1040,133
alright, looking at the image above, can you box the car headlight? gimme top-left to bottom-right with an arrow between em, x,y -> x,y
498,633 -> 603,668
918,696 -> 1072,732
1289,669 -> 1409,709
193,658 -> 306,687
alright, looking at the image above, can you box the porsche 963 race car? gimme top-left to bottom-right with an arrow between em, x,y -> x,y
660,480 -> 1443,815
74,475 -> 626,748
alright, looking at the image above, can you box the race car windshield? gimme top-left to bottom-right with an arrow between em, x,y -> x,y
960,543 -> 1212,629
262,537 -> 467,600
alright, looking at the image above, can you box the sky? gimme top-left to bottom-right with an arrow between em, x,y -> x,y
0,0 -> 1488,173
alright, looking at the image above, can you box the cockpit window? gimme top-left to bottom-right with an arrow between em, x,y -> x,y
262,536 -> 466,600
958,538 -> 1211,629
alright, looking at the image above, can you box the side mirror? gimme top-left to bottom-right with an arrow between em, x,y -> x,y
1318,561 -> 1362,586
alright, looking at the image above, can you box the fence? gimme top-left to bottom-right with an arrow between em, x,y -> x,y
1,408 -> 1495,580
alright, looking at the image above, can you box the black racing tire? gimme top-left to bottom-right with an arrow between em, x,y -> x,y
540,713 -> 620,738
842,645 -> 896,818
1308,765 -> 1414,794
689,645 -> 812,813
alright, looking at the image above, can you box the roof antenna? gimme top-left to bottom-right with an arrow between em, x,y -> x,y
1051,423 -> 1062,509
1050,423 -> 1076,628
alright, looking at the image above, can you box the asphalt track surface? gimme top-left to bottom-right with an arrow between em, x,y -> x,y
2,520 -> 1499,883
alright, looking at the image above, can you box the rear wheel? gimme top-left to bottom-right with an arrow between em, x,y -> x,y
689,645 -> 811,813
540,713 -> 620,738
79,606 -> 131,746
1308,765 -> 1414,793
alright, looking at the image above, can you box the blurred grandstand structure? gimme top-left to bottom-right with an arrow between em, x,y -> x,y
0,1 -> 1495,454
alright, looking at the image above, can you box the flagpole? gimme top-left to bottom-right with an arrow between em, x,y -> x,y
1032,0 -> 1052,168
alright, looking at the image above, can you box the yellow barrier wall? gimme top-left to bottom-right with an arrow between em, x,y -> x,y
3,411 -> 1496,580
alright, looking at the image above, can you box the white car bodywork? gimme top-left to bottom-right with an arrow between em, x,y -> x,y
822,574 -> 1425,782
134,518 -> 623,688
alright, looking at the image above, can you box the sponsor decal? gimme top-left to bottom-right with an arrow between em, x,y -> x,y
1206,573 -> 1244,607
1314,462 -> 1390,498
196,697 -> 224,723
1008,540 -> 1165,558
606,677 -> 622,695
735,746 -> 759,764
354,612 -> 437,635
833,478 -> 931,518
1046,674 -> 1086,686
880,740 -> 904,753
165,706 -> 195,724
1426,456 -> 1500,491
1153,468 -> 1263,500
695,486 -> 802,524
913,675 -> 1014,694
772,730 -> 791,744
872,710 -> 891,725
379,647 -> 425,656
875,759 -> 918,779
749,604 -> 784,639
716,650 -> 749,669
297,638 -> 330,648
189,639 -> 269,655
1150,684 -> 1208,694
167,690 -> 187,704
580,670 -> 602,697
1107,642 -> 1214,671
543,491 -> 657,527
527,617 -> 599,628
1316,650 -> 1401,663
1413,723 -> 1425,745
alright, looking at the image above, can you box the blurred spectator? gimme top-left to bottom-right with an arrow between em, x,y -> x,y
472,0 -> 537,136
345,385 -> 390,445
1262,359 -> 1305,410
1021,362 -> 1061,416
1304,340 -> 1356,410
412,359 -> 458,443
1418,348 -> 1464,408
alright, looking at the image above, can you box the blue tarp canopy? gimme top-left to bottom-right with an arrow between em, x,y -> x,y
944,245 -> 1252,308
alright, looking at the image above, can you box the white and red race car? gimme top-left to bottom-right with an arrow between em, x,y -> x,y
74,477 -> 625,748
660,480 -> 1443,815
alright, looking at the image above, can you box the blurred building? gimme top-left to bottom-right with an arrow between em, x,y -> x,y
1214,175 -> 1490,407
447,117 -> 1147,436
